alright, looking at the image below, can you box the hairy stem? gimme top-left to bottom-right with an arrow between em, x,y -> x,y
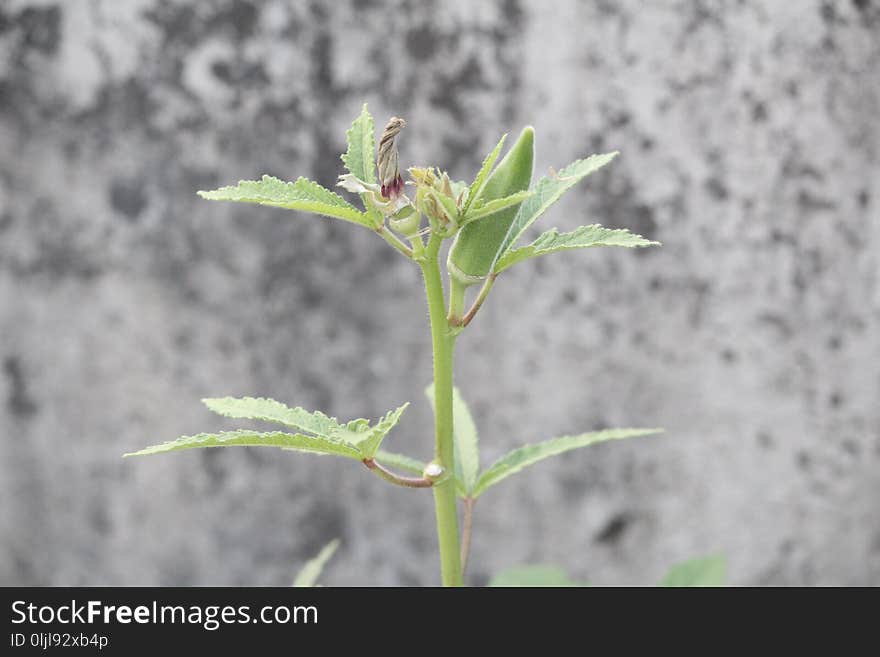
460,497 -> 476,577
375,225 -> 414,259
408,229 -> 426,261
447,276 -> 467,324
420,235 -> 463,587
362,458 -> 433,488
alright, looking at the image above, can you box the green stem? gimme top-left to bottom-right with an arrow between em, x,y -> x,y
375,225 -> 414,259
420,235 -> 463,587
409,230 -> 426,261
447,276 -> 467,324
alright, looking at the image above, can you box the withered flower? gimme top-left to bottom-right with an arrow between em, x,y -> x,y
377,116 -> 406,199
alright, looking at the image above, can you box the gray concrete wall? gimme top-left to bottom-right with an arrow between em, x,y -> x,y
1,0 -> 878,586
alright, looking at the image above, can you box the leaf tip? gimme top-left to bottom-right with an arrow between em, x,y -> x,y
634,427 -> 665,437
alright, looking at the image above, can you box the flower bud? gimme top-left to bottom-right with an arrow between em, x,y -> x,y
408,167 -> 436,188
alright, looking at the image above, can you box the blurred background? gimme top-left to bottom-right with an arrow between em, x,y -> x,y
1,0 -> 878,586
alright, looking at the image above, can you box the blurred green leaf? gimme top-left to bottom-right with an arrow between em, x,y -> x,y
425,384 -> 480,495
489,565 -> 583,587
659,555 -> 727,587
293,539 -> 340,587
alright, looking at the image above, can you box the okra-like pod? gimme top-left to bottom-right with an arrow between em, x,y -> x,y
447,126 -> 534,285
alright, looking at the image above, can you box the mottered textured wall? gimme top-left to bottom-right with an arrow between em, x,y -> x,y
1,0 -> 878,585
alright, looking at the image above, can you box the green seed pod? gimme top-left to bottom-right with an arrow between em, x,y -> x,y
448,126 -> 534,284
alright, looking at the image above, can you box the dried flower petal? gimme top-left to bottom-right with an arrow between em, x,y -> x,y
377,116 -> 406,199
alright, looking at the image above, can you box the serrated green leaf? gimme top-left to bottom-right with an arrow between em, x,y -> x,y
342,103 -> 376,186
124,430 -> 363,459
495,224 -> 659,272
463,133 -> 507,214
425,384 -> 480,495
199,395 -> 407,459
293,539 -> 340,587
473,428 -> 662,497
489,565 -> 583,587
198,175 -> 368,226
374,450 -> 428,475
201,396 -> 408,459
659,555 -> 727,587
202,397 -> 343,438
353,403 -> 410,458
462,190 -> 534,225
344,418 -> 371,434
492,152 -> 618,271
